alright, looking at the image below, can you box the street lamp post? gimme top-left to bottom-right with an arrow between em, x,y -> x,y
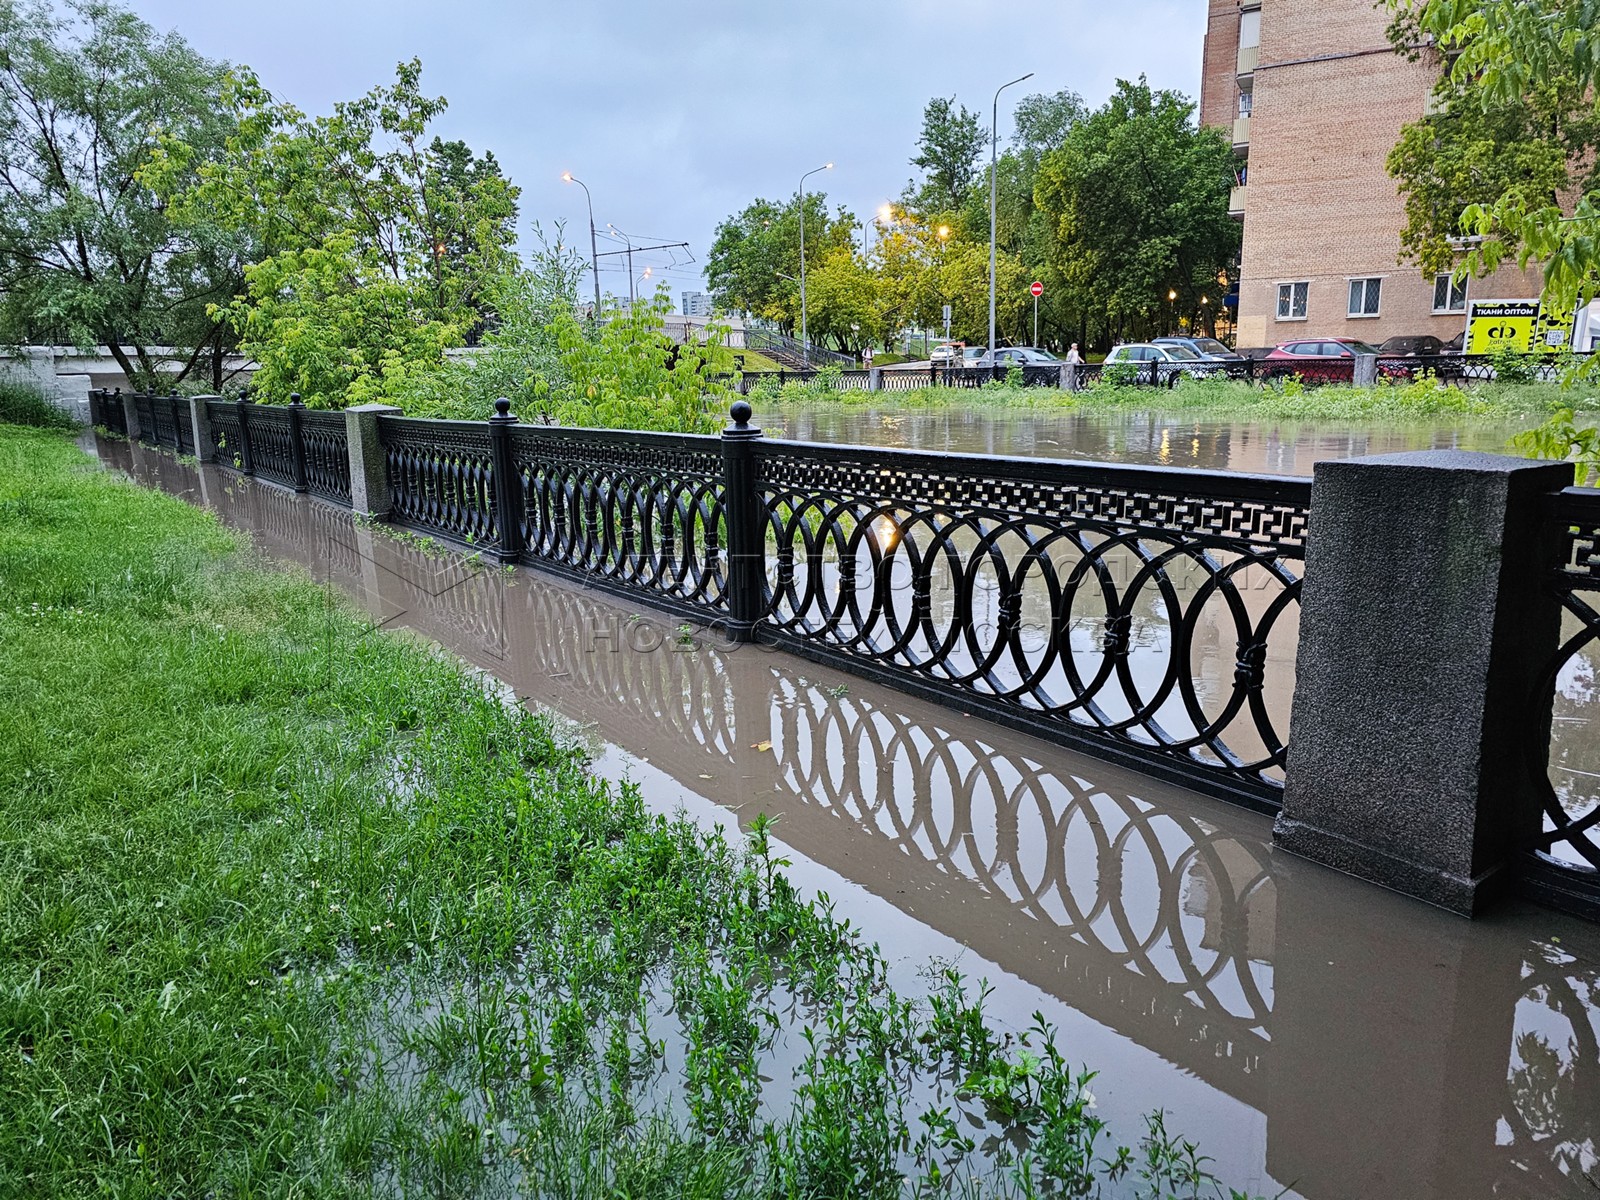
988,72 -> 1032,362
561,172 -> 602,318
797,161 -> 833,366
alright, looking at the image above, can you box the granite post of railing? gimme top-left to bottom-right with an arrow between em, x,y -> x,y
188,396 -> 219,463
1353,353 -> 1378,387
344,403 -> 400,518
120,389 -> 141,440
1275,450 -> 1573,914
720,399 -> 765,644
869,366 -> 882,392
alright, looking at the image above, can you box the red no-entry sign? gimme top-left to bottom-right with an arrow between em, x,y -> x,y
1030,281 -> 1044,297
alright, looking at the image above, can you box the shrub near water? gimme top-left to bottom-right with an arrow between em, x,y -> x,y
0,379 -> 77,429
0,423 -> 1266,1198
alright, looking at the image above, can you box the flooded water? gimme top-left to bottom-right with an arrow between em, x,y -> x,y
769,404 -> 1537,475
100,436 -> 1600,1199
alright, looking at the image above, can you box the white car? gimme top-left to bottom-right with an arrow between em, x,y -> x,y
1102,342 -> 1219,378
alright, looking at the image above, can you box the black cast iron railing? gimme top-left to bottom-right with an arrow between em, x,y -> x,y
507,421 -> 729,616
1525,486 -> 1600,913
301,408 -> 352,504
751,434 -> 1308,809
119,392 -> 1600,916
378,414 -> 499,548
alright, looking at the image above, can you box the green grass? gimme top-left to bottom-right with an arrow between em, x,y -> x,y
0,379 -> 78,429
745,371 -> 1595,423
0,424 -> 1268,1198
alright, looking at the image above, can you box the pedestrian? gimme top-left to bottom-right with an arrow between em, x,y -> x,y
862,345 -> 874,369
1065,343 -> 1083,366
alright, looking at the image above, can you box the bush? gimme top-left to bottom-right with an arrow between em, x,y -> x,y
0,379 -> 76,429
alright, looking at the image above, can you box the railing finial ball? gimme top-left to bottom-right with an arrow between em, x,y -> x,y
290,392 -> 304,407
730,399 -> 752,428
493,397 -> 511,418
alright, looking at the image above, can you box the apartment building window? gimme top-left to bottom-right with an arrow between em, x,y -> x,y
1276,281 -> 1308,321
1347,277 -> 1383,317
1239,7 -> 1260,48
1238,89 -> 1253,117
1432,272 -> 1467,313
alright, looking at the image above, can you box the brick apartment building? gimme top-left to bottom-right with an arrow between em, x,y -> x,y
1200,0 -> 1543,349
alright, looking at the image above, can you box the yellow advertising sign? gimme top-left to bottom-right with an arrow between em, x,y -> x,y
1466,299 -> 1540,354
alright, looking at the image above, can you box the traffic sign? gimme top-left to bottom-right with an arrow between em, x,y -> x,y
1029,281 -> 1044,297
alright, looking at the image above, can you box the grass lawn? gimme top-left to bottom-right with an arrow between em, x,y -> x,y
0,424 -> 1262,1198
743,371 -> 1597,424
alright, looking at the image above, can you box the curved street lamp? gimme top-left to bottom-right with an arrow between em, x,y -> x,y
798,161 -> 833,366
561,172 -> 602,318
988,73 -> 1032,359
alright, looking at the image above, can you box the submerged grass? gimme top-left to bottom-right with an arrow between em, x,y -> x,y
0,423 -> 1270,1198
746,371 -> 1595,424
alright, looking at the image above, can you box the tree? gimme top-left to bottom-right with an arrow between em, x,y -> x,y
704,194 -> 856,332
1034,79 -> 1240,341
393,221 -> 585,421
910,97 -> 985,211
548,287 -> 733,434
1403,0 -> 1600,309
162,59 -> 521,406
1386,70 -> 1595,277
425,136 -> 520,338
0,0 -> 243,386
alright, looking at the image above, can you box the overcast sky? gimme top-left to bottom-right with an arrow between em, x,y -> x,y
127,0 -> 1206,301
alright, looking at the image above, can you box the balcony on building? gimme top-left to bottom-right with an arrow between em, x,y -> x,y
1236,42 -> 1258,78
1229,184 -> 1247,218
1232,115 -> 1250,148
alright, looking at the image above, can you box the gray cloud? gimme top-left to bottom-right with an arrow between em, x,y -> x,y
127,0 -> 1204,295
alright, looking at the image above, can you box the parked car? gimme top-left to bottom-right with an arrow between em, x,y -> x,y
1151,336 -> 1245,362
929,340 -> 965,363
1265,337 -> 1392,382
1377,334 -> 1445,357
1102,342 -> 1218,380
963,346 -> 987,363
977,346 -> 1062,367
1440,330 -> 1466,355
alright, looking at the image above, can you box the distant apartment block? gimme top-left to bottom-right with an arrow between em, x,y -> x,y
1200,0 -> 1542,348
681,291 -> 712,317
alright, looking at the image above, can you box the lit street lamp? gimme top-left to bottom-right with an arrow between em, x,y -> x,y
561,172 -> 602,318
988,72 -> 1032,362
797,161 -> 833,366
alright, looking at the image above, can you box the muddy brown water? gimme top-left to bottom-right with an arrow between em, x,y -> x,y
769,404 -> 1539,474
98,435 -> 1600,1199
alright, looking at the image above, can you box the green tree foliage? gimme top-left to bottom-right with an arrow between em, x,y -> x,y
0,0 -> 242,386
909,97 -> 986,211
1034,79 -> 1240,340
1386,8 -> 1598,280
548,287 -> 733,433
159,59 -> 520,407
704,194 -> 856,331
393,222 -> 585,422
1403,0 -> 1600,309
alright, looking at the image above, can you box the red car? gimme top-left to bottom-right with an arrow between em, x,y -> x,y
1264,338 -> 1392,382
